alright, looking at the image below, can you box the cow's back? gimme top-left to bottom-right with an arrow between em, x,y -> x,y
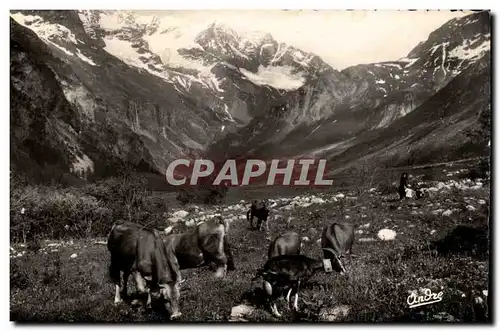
164,231 -> 204,270
268,232 -> 300,259
107,222 -> 142,261
321,222 -> 354,255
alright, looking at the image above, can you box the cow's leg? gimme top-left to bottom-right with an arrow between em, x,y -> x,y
164,282 -> 182,320
293,281 -> 301,311
122,271 -> 130,300
114,283 -> 122,305
223,236 -> 236,271
256,217 -> 262,231
252,216 -> 259,230
264,280 -> 281,318
202,234 -> 229,279
109,257 -> 123,305
132,271 -> 150,308
286,288 -> 293,304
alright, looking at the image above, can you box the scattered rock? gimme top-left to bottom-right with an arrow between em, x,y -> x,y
377,229 -> 397,241
432,312 -> 457,322
483,290 -> 488,297
185,219 -> 196,227
466,205 -> 476,211
358,238 -> 375,242
442,209 -> 453,217
172,210 -> 189,218
355,230 -> 364,235
430,230 -> 437,235
229,304 -> 255,322
302,236 -> 310,243
478,199 -> 486,205
360,223 -> 370,228
310,197 -> 326,204
318,305 -> 351,322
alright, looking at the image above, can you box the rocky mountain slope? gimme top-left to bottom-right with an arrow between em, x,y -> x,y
206,11 -> 491,166
10,10 -> 491,185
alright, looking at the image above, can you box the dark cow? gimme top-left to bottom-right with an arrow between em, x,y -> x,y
163,217 -> 235,278
399,172 -> 409,200
107,222 -> 182,319
321,222 -> 355,275
268,231 -> 301,259
253,250 -> 343,317
247,199 -> 270,231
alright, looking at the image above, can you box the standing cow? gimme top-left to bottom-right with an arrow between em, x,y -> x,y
321,222 -> 355,275
247,199 -> 270,231
163,217 -> 235,278
107,222 -> 182,319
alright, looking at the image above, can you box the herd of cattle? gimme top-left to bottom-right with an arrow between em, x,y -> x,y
107,199 -> 355,320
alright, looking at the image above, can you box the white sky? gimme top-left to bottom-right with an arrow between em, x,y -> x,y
135,10 -> 471,69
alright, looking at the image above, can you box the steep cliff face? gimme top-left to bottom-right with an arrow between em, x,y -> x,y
10,12 -> 230,181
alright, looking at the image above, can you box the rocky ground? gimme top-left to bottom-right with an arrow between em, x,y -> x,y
10,171 -> 490,322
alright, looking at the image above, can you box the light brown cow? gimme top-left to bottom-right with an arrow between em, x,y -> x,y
163,216 -> 235,278
107,222 -> 182,319
321,222 -> 355,275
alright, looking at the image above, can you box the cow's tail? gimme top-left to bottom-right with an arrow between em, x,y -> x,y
106,221 -> 121,252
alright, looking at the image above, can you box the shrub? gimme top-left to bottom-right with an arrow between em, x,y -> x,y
10,185 -> 113,242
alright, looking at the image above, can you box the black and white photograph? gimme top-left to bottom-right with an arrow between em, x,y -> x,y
8,6 -> 492,324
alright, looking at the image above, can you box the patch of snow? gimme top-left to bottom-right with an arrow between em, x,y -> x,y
103,37 -> 169,81
375,79 -> 386,84
75,49 -> 97,66
441,43 -> 448,75
70,253 -> 77,259
384,63 -> 402,69
399,57 -> 419,67
11,13 -> 78,44
449,38 -> 490,62
239,65 -> 305,90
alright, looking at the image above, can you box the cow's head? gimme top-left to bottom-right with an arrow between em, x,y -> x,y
322,248 -> 347,275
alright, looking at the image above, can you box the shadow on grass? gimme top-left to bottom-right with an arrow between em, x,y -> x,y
430,225 -> 489,259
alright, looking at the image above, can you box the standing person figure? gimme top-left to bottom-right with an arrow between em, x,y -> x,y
398,172 -> 409,200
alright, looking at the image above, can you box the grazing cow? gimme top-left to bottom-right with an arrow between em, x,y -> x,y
107,222 -> 182,319
163,216 -> 235,278
247,199 -> 270,231
268,231 -> 301,259
321,222 -> 355,275
399,172 -> 409,200
253,250 -> 342,317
